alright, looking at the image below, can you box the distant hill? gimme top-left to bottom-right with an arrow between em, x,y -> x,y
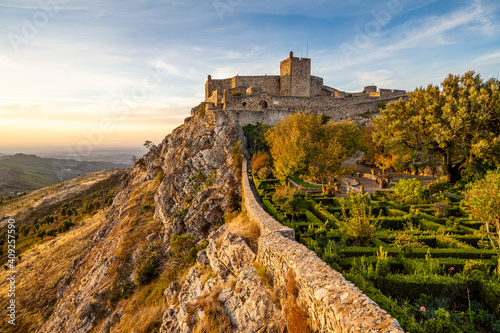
0,153 -> 128,195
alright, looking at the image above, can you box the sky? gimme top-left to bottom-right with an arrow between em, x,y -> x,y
0,0 -> 499,155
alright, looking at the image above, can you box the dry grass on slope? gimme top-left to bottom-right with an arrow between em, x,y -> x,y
223,209 -> 260,253
0,211 -> 107,332
0,169 -> 123,226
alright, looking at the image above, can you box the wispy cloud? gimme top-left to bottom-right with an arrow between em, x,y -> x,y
339,0 -> 498,67
0,0 -> 499,150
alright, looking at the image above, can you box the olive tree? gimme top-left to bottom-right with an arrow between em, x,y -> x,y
373,71 -> 500,182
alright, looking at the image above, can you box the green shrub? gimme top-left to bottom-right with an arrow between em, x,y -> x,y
392,178 -> 425,205
230,90 -> 243,96
135,242 -> 163,286
346,272 -> 423,333
273,186 -> 308,221
253,262 -> 271,286
435,235 -> 473,249
371,274 -> 466,301
257,166 -> 274,180
338,193 -> 379,245
463,259 -> 489,276
387,208 -> 407,217
156,170 -> 164,183
375,246 -> 391,276
424,308 -> 460,333
262,199 -> 278,216
479,280 -> 500,316
305,210 -> 322,224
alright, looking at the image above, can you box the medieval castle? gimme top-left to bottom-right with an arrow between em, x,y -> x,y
203,51 -> 407,120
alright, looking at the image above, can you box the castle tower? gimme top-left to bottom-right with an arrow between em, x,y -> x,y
280,51 -> 311,97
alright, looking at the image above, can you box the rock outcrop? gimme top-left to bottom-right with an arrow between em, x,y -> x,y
159,226 -> 285,333
153,112 -> 245,241
37,111 -> 247,332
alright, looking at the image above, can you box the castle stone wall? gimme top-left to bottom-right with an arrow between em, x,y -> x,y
279,57 -> 291,96
233,75 -> 281,96
241,159 -> 404,332
310,75 -> 324,96
215,109 -> 292,128
222,92 -> 407,120
290,56 -> 311,97
205,53 -> 407,113
205,77 -> 232,100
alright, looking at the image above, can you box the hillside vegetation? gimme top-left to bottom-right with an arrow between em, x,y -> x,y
0,169 -> 126,331
0,153 -> 128,196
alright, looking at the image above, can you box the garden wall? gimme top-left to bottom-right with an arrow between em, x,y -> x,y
242,159 -> 404,332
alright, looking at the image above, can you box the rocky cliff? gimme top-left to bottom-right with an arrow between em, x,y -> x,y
34,109 -> 252,332
1,106 -> 401,332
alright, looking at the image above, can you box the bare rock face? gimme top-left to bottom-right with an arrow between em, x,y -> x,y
218,231 -> 256,274
153,113 -> 246,241
221,266 -> 286,333
160,227 -> 285,333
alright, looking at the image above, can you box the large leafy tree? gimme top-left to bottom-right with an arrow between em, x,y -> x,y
265,112 -> 322,182
265,112 -> 362,185
308,120 -> 363,186
373,71 -> 500,182
464,169 -> 500,250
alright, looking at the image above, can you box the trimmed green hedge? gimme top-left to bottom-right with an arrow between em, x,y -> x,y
371,274 -> 500,317
305,210 -> 323,224
386,202 -> 410,212
387,208 -> 408,217
374,217 -> 408,230
418,212 -> 446,224
435,235 -> 474,249
480,280 -> 500,316
338,247 -> 498,259
457,220 -> 483,230
450,235 -> 483,247
346,273 -> 423,333
419,219 -> 445,231
370,274 -> 468,302
262,199 -> 286,223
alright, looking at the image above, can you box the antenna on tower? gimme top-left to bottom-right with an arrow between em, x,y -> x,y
307,43 -> 309,58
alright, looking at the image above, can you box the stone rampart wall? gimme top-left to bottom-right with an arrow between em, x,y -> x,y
233,75 -> 281,96
209,95 -> 404,126
242,160 -> 295,240
223,92 -> 407,119
241,159 -> 404,332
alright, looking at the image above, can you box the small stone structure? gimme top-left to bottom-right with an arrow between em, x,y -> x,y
242,159 -> 404,332
204,52 -> 407,119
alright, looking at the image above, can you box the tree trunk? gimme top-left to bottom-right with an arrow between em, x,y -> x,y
485,222 -> 497,250
496,220 -> 500,251
443,153 -> 464,183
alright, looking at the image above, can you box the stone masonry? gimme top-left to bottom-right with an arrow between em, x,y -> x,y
204,52 -> 407,120
242,159 -> 404,332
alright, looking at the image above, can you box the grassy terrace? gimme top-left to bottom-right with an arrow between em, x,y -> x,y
288,175 -> 323,189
